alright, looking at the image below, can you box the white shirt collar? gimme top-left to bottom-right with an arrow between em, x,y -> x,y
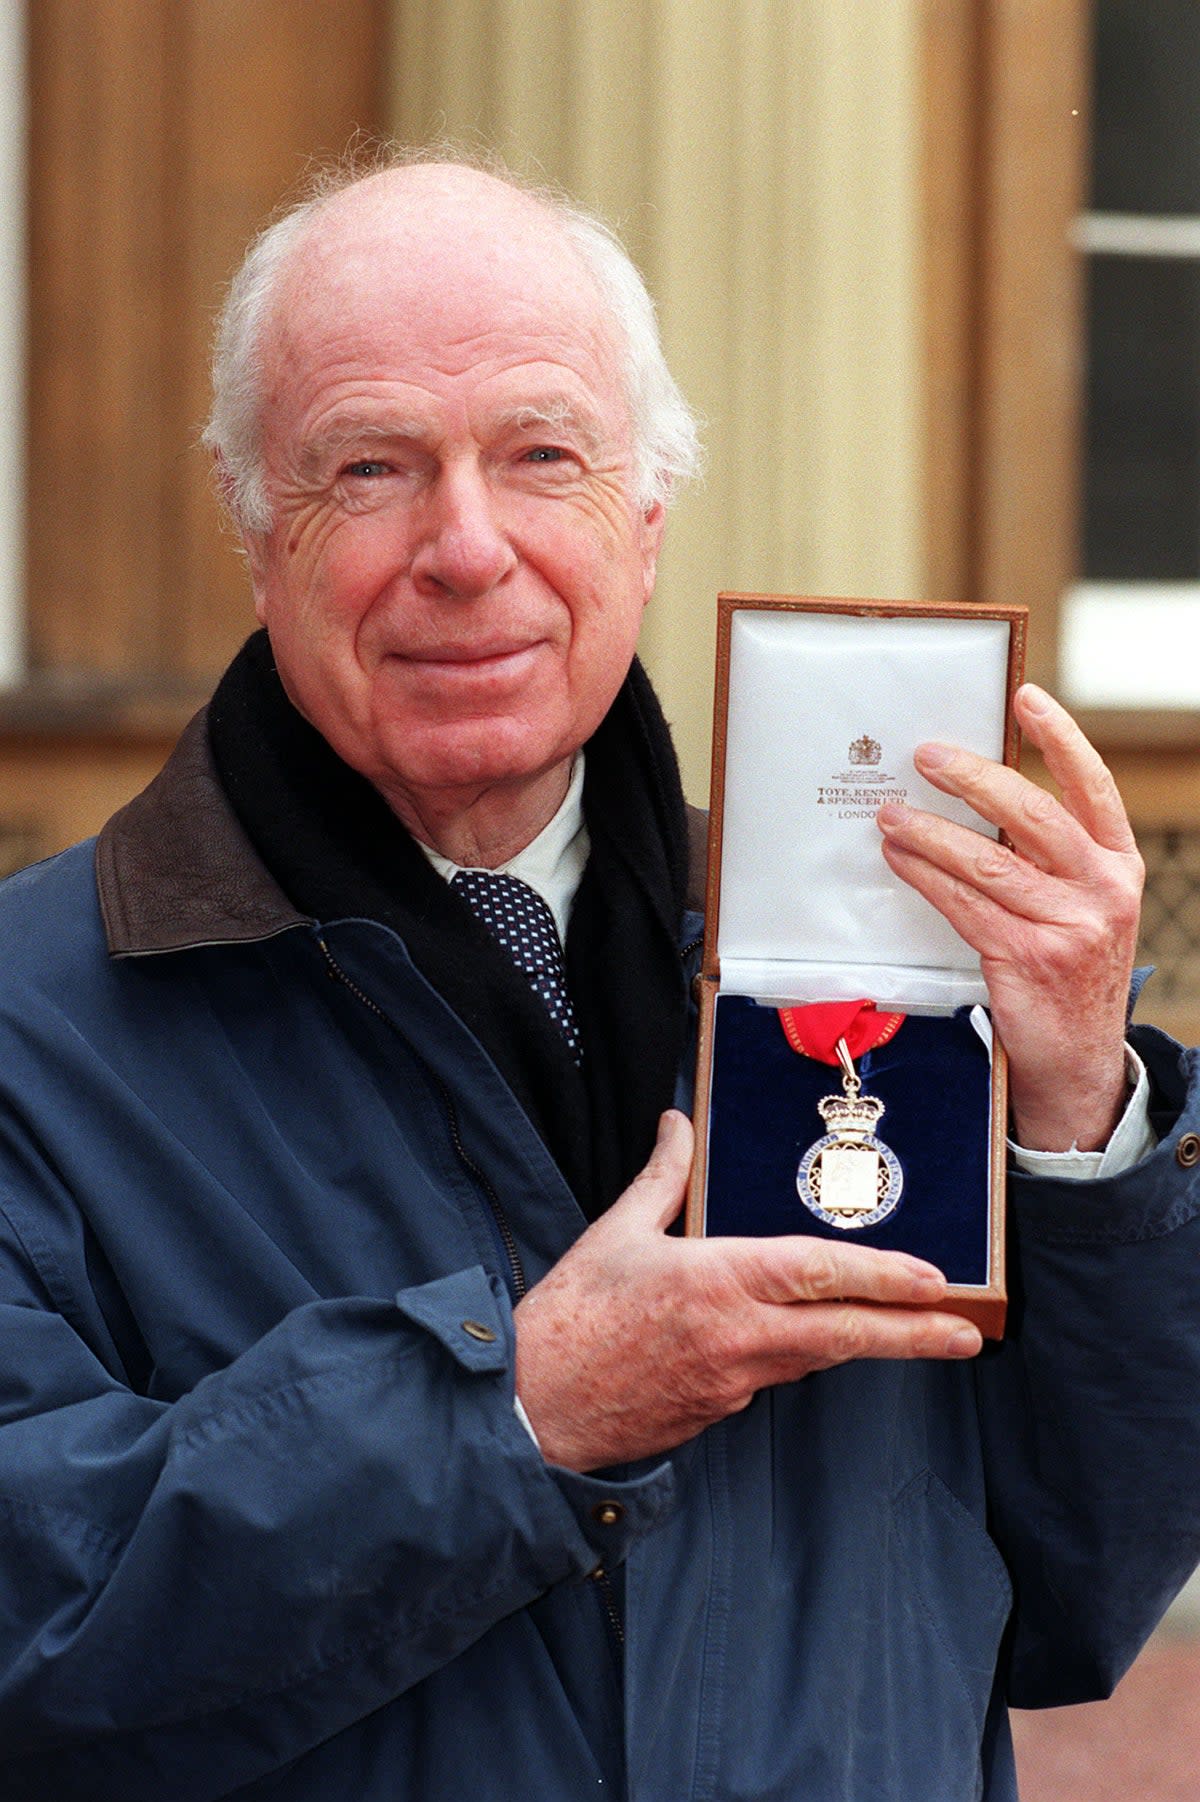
417,754 -> 589,945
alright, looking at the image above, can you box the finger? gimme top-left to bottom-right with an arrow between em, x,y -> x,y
877,806 -> 1071,928
878,835 -> 1002,950
737,1234 -> 948,1309
611,1109 -> 695,1233
753,1302 -> 983,1378
910,687 -> 1137,867
906,743 -> 1095,879
1013,683 -> 1138,856
878,833 -> 1088,967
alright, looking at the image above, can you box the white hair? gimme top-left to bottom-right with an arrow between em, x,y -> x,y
202,147 -> 703,533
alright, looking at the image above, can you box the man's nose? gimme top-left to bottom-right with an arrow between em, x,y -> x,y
410,464 -> 518,598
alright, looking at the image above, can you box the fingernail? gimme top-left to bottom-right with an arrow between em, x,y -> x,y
875,802 -> 910,832
914,742 -> 954,772
904,1260 -> 946,1296
948,1325 -> 982,1357
1018,682 -> 1052,715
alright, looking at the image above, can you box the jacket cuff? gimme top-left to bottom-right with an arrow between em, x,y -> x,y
395,1266 -> 677,1564
1008,1035 -> 1200,1245
545,1459 -> 678,1566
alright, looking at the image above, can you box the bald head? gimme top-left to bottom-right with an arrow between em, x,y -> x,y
279,162 -> 600,302
204,150 -> 701,533
270,165 -> 606,344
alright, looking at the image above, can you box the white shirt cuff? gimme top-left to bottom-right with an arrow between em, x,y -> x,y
513,1394 -> 543,1450
1009,1045 -> 1157,1180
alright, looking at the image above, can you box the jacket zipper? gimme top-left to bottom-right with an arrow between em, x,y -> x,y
317,936 -> 527,1300
590,1564 -> 625,1651
581,934 -> 704,1655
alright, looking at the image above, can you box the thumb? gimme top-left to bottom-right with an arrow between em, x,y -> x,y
610,1109 -> 695,1233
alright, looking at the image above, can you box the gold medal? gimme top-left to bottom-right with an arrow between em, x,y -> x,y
778,1001 -> 906,1232
795,1036 -> 904,1230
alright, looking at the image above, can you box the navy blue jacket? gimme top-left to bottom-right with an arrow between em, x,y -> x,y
0,716 -> 1198,1800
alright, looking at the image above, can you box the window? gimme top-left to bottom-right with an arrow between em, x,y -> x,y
1063,0 -> 1200,708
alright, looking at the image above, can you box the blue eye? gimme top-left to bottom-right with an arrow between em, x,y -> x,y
525,446 -> 565,463
344,460 -> 389,478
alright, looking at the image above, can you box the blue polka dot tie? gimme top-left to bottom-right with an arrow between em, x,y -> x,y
451,869 -> 583,1063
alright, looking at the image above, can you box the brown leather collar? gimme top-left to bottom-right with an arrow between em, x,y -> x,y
96,708 -> 710,957
95,710 -> 308,956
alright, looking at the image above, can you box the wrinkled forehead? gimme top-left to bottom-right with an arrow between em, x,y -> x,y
263,167 -> 628,419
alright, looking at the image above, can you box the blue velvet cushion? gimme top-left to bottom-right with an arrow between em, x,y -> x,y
703,995 -> 993,1284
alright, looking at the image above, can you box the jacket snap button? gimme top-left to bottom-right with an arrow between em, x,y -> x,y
1176,1133 -> 1200,1169
461,1319 -> 497,1343
591,1501 -> 624,1528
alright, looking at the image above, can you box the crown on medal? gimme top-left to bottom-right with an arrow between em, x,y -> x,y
817,1090 -> 886,1135
848,734 -> 882,767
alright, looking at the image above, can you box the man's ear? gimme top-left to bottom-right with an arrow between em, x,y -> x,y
212,451 -> 271,618
246,537 -> 271,623
640,498 -> 667,607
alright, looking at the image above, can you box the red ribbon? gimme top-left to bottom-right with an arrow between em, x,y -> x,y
778,999 -> 905,1066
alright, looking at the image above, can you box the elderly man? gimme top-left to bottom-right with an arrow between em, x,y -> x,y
0,154 -> 1196,1802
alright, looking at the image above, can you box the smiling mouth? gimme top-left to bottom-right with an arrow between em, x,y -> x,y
400,642 -> 543,673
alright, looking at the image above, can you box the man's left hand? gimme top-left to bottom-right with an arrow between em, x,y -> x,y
876,682 -> 1144,1154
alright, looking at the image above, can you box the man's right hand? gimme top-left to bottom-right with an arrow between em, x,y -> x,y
514,1109 -> 982,1472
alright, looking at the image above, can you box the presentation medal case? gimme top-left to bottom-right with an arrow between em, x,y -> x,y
686,594 -> 1028,1338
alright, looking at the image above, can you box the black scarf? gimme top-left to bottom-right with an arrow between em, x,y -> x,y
206,630 -> 690,1220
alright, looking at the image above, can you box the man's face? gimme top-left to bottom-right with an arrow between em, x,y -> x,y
245,168 -> 664,834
